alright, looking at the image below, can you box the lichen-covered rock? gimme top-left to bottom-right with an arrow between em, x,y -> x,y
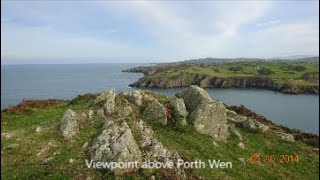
176,85 -> 214,112
143,101 -> 167,125
94,89 -> 117,114
230,125 -> 242,141
59,109 -> 79,139
241,118 -> 269,133
135,120 -> 186,179
123,90 -> 155,107
277,132 -> 295,142
117,98 -> 133,117
237,142 -> 245,149
177,85 -> 229,141
97,108 -> 105,118
189,101 -> 229,141
88,119 -> 142,175
88,110 -> 94,119
170,97 -> 188,126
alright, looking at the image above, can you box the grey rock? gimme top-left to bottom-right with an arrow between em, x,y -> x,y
59,109 -> 79,139
241,118 -> 269,133
226,110 -> 237,118
170,97 -> 188,126
277,132 -> 295,142
143,101 -> 167,125
189,101 -> 229,141
176,85 -> 214,112
88,119 -> 142,175
123,90 -> 155,107
35,126 -> 42,133
237,142 -> 245,149
135,120 -> 186,179
1,133 -> 12,139
93,90 -> 117,114
97,108 -> 105,118
238,158 -> 246,164
7,143 -> 19,149
88,110 -> 94,119
230,126 -> 242,141
177,86 -> 229,141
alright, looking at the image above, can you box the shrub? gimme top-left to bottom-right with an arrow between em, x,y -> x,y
258,67 -> 273,75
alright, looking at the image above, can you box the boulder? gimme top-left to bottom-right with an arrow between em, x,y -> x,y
59,109 -> 80,139
117,99 -> 133,117
177,85 -> 229,141
175,85 -> 214,112
94,90 -> 117,114
188,101 -> 229,141
277,132 -> 295,142
241,118 -> 269,133
135,120 -> 186,179
170,97 -> 188,126
230,125 -> 242,141
88,119 -> 142,175
123,90 -> 155,107
237,142 -> 245,149
143,101 -> 167,125
88,110 -> 94,119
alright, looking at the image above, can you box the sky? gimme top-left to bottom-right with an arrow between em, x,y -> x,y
1,0 -> 319,64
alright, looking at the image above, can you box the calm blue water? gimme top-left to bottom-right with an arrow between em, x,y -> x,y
1,64 -> 319,134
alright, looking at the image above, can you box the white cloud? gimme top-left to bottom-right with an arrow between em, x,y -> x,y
256,20 -> 281,27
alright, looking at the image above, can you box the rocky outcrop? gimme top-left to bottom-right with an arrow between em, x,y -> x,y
123,90 -> 155,107
88,119 -> 142,175
176,85 -> 214,112
227,112 -> 269,133
177,85 -> 229,141
170,97 -> 188,126
93,89 -> 117,114
127,68 -> 319,94
277,132 -> 295,142
135,120 -> 186,179
143,101 -> 167,125
59,109 -> 80,139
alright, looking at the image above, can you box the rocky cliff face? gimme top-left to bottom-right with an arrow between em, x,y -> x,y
130,75 -> 319,94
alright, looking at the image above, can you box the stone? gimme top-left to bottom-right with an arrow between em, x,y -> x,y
226,110 -> 237,118
177,86 -> 229,141
212,141 -> 219,147
1,133 -> 12,139
238,158 -> 246,164
237,142 -> 245,149
59,109 -> 80,139
175,85 -> 214,112
88,119 -> 142,175
143,101 -> 167,125
123,90 -> 155,107
97,108 -> 105,118
230,126 -> 242,141
170,97 -> 188,126
135,120 -> 186,179
7,143 -> 19,149
277,132 -> 295,142
241,118 -> 269,133
35,126 -> 42,133
88,110 -> 94,119
188,101 -> 229,141
69,159 -> 75,164
93,89 -> 117,114
41,157 -> 54,165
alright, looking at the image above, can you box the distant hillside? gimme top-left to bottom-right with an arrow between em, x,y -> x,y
162,56 -> 319,65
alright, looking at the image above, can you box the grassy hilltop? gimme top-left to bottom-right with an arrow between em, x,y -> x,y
124,61 -> 319,94
1,88 -> 319,179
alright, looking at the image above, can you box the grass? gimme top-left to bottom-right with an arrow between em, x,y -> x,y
136,61 -> 319,90
1,93 -> 319,179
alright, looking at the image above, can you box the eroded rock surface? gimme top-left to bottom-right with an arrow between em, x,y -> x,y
143,100 -> 167,125
59,109 -> 80,139
88,118 -> 142,175
123,90 -> 155,107
177,85 -> 229,141
170,97 -> 188,126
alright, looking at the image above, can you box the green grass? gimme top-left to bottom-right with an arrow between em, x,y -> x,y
1,94 -> 319,179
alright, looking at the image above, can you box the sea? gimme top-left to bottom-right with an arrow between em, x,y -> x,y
1,63 -> 319,134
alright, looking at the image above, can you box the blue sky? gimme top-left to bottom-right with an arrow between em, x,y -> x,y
1,1 -> 319,64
